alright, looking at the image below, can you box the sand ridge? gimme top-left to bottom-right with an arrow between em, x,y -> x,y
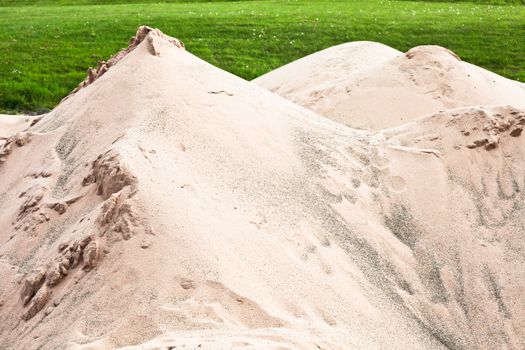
0,27 -> 524,350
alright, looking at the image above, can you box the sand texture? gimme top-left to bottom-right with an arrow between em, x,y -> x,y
0,27 -> 524,350
254,44 -> 525,129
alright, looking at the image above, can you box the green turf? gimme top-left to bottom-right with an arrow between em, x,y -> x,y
0,0 -> 524,113
0,0 -> 248,5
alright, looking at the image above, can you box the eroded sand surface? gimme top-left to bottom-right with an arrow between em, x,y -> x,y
0,27 -> 524,350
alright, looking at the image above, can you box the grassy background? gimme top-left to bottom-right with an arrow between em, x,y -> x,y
0,0 -> 524,113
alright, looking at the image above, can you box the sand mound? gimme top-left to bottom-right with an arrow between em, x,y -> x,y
254,44 -> 525,130
0,27 -> 524,350
252,41 -> 401,102
0,114 -> 41,145
67,26 -> 184,98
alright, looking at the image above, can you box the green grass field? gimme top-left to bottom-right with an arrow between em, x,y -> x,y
0,0 -> 524,113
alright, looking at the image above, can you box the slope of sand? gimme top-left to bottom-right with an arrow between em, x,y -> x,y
0,27 -> 524,350
252,41 -> 402,103
0,114 -> 37,145
254,44 -> 525,130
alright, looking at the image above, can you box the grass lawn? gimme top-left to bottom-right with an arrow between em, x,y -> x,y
0,0 -> 524,113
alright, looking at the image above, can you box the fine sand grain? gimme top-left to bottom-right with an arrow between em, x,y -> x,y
0,27 -> 524,350
0,114 -> 37,144
254,44 -> 525,129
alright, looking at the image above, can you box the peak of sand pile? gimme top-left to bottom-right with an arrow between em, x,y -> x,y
254,43 -> 525,130
1,27 -> 524,350
67,26 -> 184,97
252,41 -> 402,98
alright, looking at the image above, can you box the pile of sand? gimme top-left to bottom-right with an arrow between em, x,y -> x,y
254,44 -> 525,129
0,27 -> 523,350
0,114 -> 38,145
